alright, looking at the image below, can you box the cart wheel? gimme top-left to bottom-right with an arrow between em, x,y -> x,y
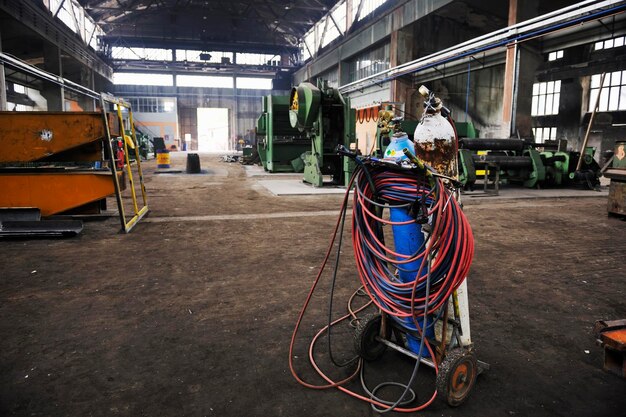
354,314 -> 390,361
436,348 -> 478,407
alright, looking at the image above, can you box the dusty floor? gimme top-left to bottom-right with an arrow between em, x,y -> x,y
1,152 -> 625,416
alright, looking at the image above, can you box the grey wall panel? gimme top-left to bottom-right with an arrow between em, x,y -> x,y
346,84 -> 391,109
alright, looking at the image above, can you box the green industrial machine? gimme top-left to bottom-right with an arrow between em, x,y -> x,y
256,95 -> 310,172
124,128 -> 152,160
458,139 -> 545,189
457,148 -> 477,187
288,79 -> 356,187
541,150 -> 571,185
457,138 -> 600,190
454,121 -> 478,139
256,114 -> 268,168
546,146 -> 600,187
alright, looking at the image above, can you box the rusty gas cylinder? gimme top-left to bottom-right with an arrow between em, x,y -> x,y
413,86 -> 457,178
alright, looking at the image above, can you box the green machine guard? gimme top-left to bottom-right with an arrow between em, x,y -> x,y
289,80 -> 355,187
256,95 -> 310,172
256,97 -> 268,170
523,148 -> 546,188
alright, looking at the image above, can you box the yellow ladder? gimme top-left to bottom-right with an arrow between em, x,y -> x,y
101,93 -> 149,233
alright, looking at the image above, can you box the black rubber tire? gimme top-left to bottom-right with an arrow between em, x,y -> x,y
436,348 -> 478,407
354,313 -> 391,361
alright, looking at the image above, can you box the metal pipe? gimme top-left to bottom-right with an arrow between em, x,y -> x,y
576,72 -> 606,171
0,52 -> 100,99
471,154 -> 532,169
375,336 -> 436,369
465,62 -> 470,122
460,138 -> 529,151
543,155 -> 567,164
0,32 -> 6,111
339,0 -> 625,93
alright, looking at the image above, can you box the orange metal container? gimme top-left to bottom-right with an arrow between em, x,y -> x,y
0,111 -> 119,162
0,171 -> 117,216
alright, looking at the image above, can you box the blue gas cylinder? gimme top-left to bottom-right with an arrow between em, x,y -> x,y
384,132 -> 414,161
390,194 -> 434,357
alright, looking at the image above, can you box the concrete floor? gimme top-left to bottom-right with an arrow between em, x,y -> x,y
0,152 -> 624,416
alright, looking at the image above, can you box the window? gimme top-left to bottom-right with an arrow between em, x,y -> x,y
589,71 -> 626,112
321,3 -> 346,49
594,36 -> 626,51
112,73 -> 174,86
301,31 -> 316,61
548,50 -> 563,61
348,43 -> 390,82
46,0 -> 104,50
6,102 -> 34,111
176,75 -> 233,88
531,80 -> 561,116
236,53 -> 279,66
236,77 -> 273,90
126,97 -> 176,113
299,1 -> 347,61
13,84 -> 27,94
111,47 -> 172,61
176,50 -> 233,64
353,0 -> 389,21
532,127 -> 557,143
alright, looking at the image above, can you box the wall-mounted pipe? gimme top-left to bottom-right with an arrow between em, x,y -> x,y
0,52 -> 100,100
339,0 -> 626,94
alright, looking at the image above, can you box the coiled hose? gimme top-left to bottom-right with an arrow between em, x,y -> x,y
290,159 -> 474,412
352,165 -> 474,332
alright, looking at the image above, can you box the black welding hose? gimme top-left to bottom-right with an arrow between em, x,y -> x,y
360,254 -> 434,413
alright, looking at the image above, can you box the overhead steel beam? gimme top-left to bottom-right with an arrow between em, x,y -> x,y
318,16 -> 329,54
0,0 -> 112,79
100,36 -> 299,54
110,58 -> 295,76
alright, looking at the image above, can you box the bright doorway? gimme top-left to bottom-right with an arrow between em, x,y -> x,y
197,108 -> 229,151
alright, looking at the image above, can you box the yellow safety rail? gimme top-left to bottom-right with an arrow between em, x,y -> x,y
100,93 -> 149,233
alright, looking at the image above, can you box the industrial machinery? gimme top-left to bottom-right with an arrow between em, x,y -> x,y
458,138 -> 545,189
288,79 -> 356,187
0,111 -> 121,216
457,138 -> 601,190
605,140 -> 626,216
256,95 -> 309,172
291,87 -> 485,412
0,96 -> 149,236
130,128 -> 153,160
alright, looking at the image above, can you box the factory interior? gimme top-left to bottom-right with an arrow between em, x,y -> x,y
0,0 -> 625,416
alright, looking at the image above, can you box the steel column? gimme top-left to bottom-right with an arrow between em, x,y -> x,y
501,0 -> 519,135
0,32 -> 6,111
